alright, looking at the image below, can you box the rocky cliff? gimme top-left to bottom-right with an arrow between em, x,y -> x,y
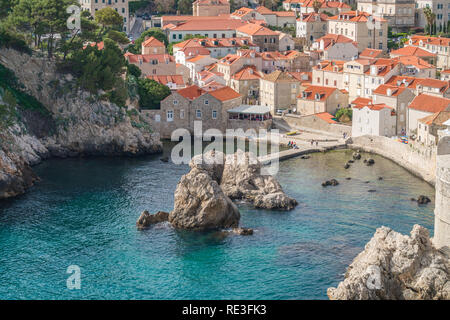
0,48 -> 162,199
327,225 -> 450,300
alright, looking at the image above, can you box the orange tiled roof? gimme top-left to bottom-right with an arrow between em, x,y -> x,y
328,11 -> 386,23
236,23 -> 278,36
231,7 -> 255,18
208,86 -> 241,101
353,103 -> 392,111
418,111 -> 450,125
125,53 -> 174,64
408,94 -> 450,113
146,75 -> 184,86
359,48 -> 383,59
351,97 -> 372,106
174,37 -> 256,50
373,84 -> 407,96
142,36 -> 165,48
315,112 -> 337,124
314,60 -> 345,72
177,85 -> 205,100
297,12 -> 329,22
171,19 -> 246,31
301,0 -> 350,9
393,55 -> 434,70
83,41 -> 104,50
410,35 -> 450,47
298,85 -> 338,101
390,46 -> 436,58
232,66 -> 263,80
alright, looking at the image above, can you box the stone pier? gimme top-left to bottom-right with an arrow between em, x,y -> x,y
434,132 -> 450,253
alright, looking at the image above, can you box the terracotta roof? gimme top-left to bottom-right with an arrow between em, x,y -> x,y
170,19 -> 246,31
410,35 -> 450,47
146,75 -> 185,86
315,34 -> 356,50
177,85 -> 205,100
418,111 -> 450,125
231,7 -> 255,18
301,0 -> 350,9
263,70 -> 301,82
174,37 -> 256,49
274,11 -> 296,17
390,46 -> 436,58
83,41 -> 104,50
142,37 -> 165,48
297,12 -> 328,22
193,0 -> 229,5
328,11 -> 386,22
232,66 -> 263,80
208,86 -> 241,101
298,85 -> 338,101
179,47 -> 211,57
393,55 -> 434,70
351,97 -> 372,106
125,53 -> 174,64
359,48 -> 383,59
373,84 -> 407,97
236,23 -> 278,36
255,6 -> 274,15
186,55 -> 211,63
408,94 -> 450,113
353,103 -> 392,111
314,60 -> 345,72
202,81 -> 226,91
314,112 -> 337,124
442,69 -> 450,74
288,71 -> 311,84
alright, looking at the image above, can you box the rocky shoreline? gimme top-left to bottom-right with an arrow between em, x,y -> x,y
0,48 -> 162,199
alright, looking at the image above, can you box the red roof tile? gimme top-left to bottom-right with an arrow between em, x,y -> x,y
408,94 -> 450,113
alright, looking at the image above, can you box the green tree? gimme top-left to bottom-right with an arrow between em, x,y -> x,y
178,0 -> 193,14
423,7 -> 436,36
128,28 -> 168,53
312,0 -> 322,13
105,30 -> 130,45
127,62 -> 142,78
137,78 -> 171,109
95,7 -> 124,32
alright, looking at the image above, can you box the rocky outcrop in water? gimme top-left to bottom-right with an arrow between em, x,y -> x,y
136,210 -> 169,230
327,225 -> 450,300
220,150 -> 298,210
165,150 -> 297,231
0,48 -> 162,199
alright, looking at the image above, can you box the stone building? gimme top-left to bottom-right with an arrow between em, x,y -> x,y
230,66 -> 264,104
408,35 -> 450,70
192,0 -> 231,17
351,103 -> 397,137
407,93 -> 450,134
327,10 -> 388,52
236,23 -> 280,52
124,53 -> 176,76
435,124 -> 450,253
141,37 -> 166,55
415,0 -> 450,33
259,71 -> 303,113
78,0 -> 131,32
357,0 -> 415,31
296,12 -> 329,42
296,85 -> 349,115
145,85 -> 242,138
311,34 -> 359,61
417,111 -> 450,146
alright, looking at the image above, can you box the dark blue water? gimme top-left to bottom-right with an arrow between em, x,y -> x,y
0,148 -> 435,299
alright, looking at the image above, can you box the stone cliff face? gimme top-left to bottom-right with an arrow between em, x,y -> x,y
0,48 -> 162,199
327,225 -> 450,300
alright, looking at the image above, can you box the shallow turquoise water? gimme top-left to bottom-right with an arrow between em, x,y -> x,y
0,148 -> 435,299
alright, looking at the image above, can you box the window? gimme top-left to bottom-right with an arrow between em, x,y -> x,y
155,114 -> 160,122
173,100 -> 178,105
180,109 -> 184,119
167,110 -> 174,122
212,110 -> 217,119
196,109 -> 202,118
204,100 -> 209,105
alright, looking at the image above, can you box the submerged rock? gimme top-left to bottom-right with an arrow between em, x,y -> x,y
232,227 -> 254,236
160,156 -> 169,163
254,192 -> 298,210
344,163 -> 350,169
417,195 -> 431,205
322,179 -> 339,187
366,159 -> 375,166
136,210 -> 169,230
353,152 -> 361,160
327,225 -> 450,300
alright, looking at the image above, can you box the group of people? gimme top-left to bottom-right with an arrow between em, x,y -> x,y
287,141 -> 299,149
310,140 -> 319,146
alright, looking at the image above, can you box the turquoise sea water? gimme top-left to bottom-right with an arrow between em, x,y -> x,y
0,147 -> 435,299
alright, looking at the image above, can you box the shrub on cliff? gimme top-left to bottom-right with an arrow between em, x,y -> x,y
137,78 -> 171,110
0,29 -> 31,55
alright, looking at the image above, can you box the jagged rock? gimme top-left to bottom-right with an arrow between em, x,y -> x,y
254,192 -> 298,210
417,195 -> 431,205
353,152 -> 362,160
232,227 -> 254,236
327,225 -> 450,300
169,166 -> 240,231
348,160 -> 354,163
322,179 -> 339,187
160,156 -> 169,163
344,163 -> 350,169
136,210 -> 169,230
366,159 -> 375,166
0,149 -> 38,198
220,150 -> 297,210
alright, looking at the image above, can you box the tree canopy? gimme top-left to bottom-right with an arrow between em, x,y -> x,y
137,78 -> 171,109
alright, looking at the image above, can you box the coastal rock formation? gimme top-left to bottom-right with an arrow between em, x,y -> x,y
327,225 -> 450,300
220,150 -> 298,210
169,166 -> 240,231
417,195 -> 432,205
322,179 -> 339,187
136,210 -> 169,230
0,48 -> 162,199
167,150 -> 297,230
